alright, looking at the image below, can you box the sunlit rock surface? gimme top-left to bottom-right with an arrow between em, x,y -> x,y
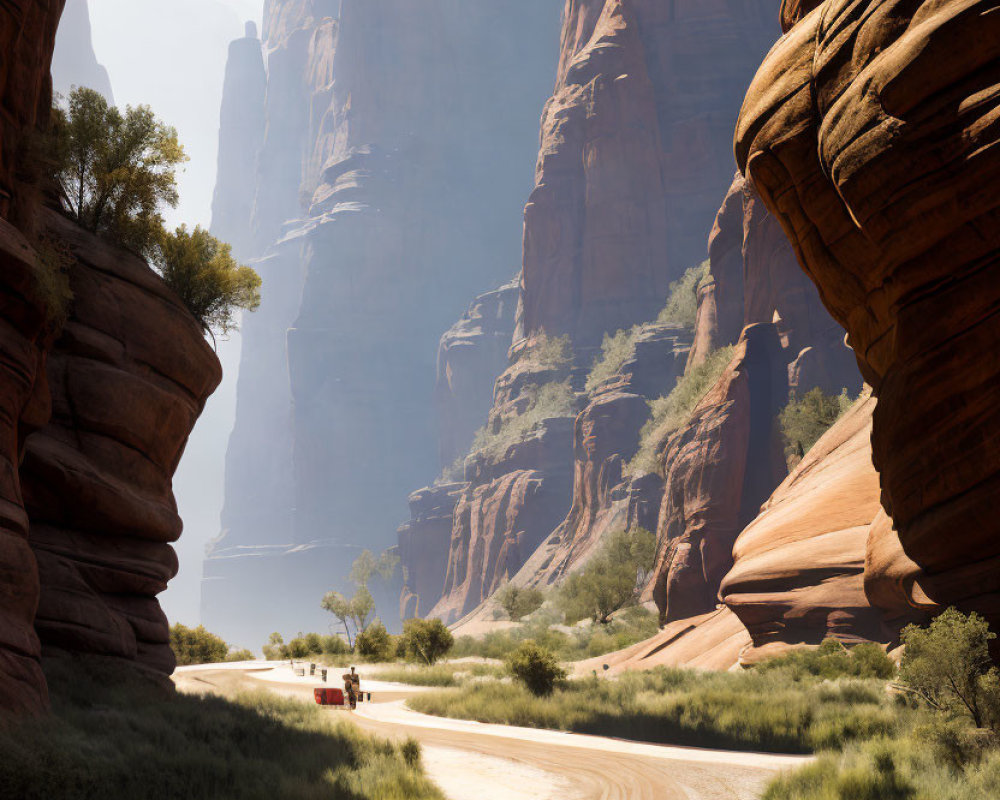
736,0 -> 1000,636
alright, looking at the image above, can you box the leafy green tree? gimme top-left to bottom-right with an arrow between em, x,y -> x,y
506,641 -> 566,697
497,584 -> 545,622
350,549 -> 400,588
50,87 -> 186,256
558,529 -> 656,625
355,620 -> 394,662
402,618 -> 454,665
169,624 -> 229,666
322,588 -> 372,650
779,387 -> 854,465
262,632 -> 288,661
900,608 -> 1000,731
153,225 -> 260,338
225,649 -> 255,663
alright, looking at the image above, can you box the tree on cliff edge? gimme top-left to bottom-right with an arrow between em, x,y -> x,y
50,87 -> 185,257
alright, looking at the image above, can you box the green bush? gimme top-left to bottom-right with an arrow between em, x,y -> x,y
263,632 -> 288,661
558,529 -> 656,625
451,606 -> 659,662
355,621 -> 394,662
497,584 -> 546,622
471,380 -> 576,462
756,640 -> 896,681
401,618 -> 454,665
628,346 -> 735,474
506,642 -> 566,697
0,657 -> 442,800
226,649 -> 255,663
779,386 -> 854,465
516,332 -> 573,370
899,607 -> 1000,732
50,87 -> 186,258
169,624 -> 230,666
585,327 -> 640,392
154,225 -> 260,337
411,666 -> 906,754
657,261 -> 710,330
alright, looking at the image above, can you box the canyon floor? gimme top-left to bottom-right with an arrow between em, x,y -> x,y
174,663 -> 808,800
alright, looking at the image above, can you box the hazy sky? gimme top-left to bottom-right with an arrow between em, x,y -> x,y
86,0 -> 264,627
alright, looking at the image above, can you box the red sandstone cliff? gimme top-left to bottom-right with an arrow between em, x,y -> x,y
0,0 -> 66,714
736,0 -> 1000,639
22,211 -> 221,676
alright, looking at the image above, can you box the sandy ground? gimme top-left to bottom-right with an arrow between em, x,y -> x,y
174,663 -> 810,800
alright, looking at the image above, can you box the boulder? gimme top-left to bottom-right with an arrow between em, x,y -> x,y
736,0 -> 1000,637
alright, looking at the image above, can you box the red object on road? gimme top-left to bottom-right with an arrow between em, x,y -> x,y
314,688 -> 345,706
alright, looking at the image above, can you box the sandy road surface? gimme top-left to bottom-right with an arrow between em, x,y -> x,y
174,664 -> 808,800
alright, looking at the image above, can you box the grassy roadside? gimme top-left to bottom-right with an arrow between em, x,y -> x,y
0,656 -> 442,800
369,662 -> 504,687
409,666 -> 909,754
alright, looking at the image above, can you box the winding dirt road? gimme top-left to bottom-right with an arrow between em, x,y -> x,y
174,664 -> 808,800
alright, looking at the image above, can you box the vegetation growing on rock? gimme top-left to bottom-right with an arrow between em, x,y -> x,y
585,326 -> 640,392
497,584 -> 546,622
657,261 -> 709,330
558,528 -> 656,624
628,346 -> 735,474
470,380 -> 576,461
779,386 -> 854,467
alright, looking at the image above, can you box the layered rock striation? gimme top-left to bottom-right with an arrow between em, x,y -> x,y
22,211 -> 222,675
721,393 -> 885,661
0,0 -> 65,714
736,0 -> 1000,637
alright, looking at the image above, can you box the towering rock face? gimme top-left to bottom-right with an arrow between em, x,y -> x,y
51,0 -> 113,103
518,0 -> 779,347
736,0 -> 1000,637
0,0 -> 65,715
690,173 -> 861,398
404,0 -> 781,627
437,281 -> 519,471
210,22 -> 265,263
205,0 -> 562,644
722,394 -> 885,662
22,212 -> 222,675
646,324 -> 788,623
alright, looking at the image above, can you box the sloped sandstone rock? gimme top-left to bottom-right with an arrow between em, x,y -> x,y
646,324 -> 788,623
721,394 -> 885,661
736,0 -> 1000,635
22,211 -> 221,675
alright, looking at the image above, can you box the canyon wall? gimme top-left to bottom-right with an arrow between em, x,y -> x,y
23,211 -> 222,676
204,0 -> 563,646
0,0 -> 65,714
736,0 -> 1000,639
406,1 -> 810,627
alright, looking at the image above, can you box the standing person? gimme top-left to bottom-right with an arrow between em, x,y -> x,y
342,666 -> 359,710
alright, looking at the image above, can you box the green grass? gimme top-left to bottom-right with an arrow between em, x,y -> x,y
628,345 -> 735,475
450,607 -> 660,662
0,656 -> 442,800
410,666 -> 908,754
585,326 -> 640,392
470,380 -> 576,462
372,662 -> 505,688
764,735 -> 1000,800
